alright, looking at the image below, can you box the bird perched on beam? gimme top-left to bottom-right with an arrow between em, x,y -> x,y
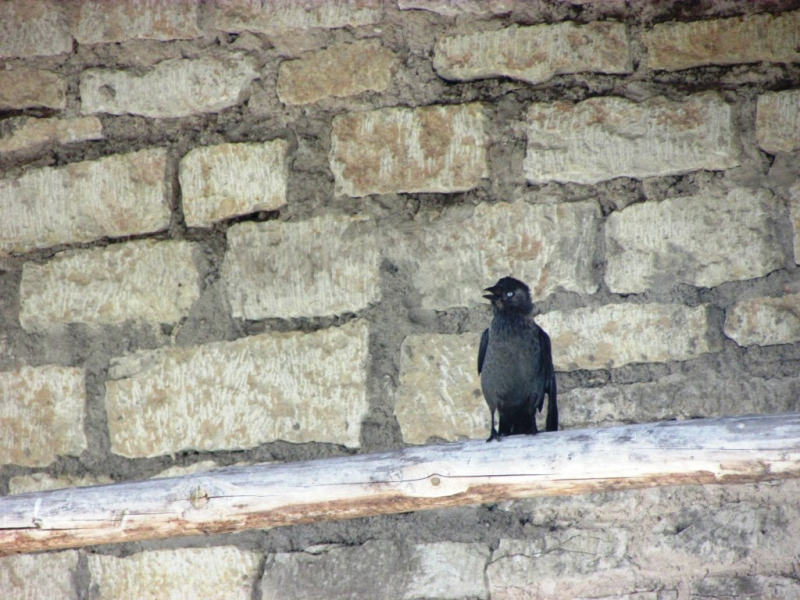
478,276 -> 558,442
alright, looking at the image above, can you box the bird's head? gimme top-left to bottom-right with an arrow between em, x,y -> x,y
483,277 -> 534,315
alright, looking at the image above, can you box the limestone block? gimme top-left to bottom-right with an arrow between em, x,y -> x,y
0,552 -> 79,600
81,55 -> 258,118
398,0 -> 512,16
0,0 -> 72,58
105,320 -> 370,457
278,39 -> 397,105
756,90 -> 800,154
0,69 -> 67,110
791,183 -> 800,264
605,189 -> 785,293
9,473 -> 113,495
215,0 -> 382,34
434,22 -> 631,85
76,0 -> 201,44
0,116 -> 103,155
19,240 -> 202,330
536,304 -> 720,372
222,217 -> 381,319
330,103 -> 488,196
690,576 -> 800,600
644,11 -> 800,71
724,294 -> 800,348
394,333 -> 487,444
0,365 -> 86,467
524,93 -> 738,184
180,140 -> 289,227
0,148 -> 170,255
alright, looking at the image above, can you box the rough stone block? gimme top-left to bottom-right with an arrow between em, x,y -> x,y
330,103 -> 488,196
0,0 -> 72,58
9,473 -> 113,495
105,320 -> 370,457
76,0 -> 201,44
434,22 -> 631,85
644,10 -> 800,71
792,183 -> 800,264
401,201 -> 599,310
0,69 -> 67,110
19,240 -> 202,331
87,547 -> 261,600
180,140 -> 289,227
398,0 -> 512,16
690,576 -> 800,600
278,39 -> 397,105
605,189 -> 785,293
536,304 -> 720,372
215,0 -> 382,34
0,148 -> 170,256
0,365 -> 86,467
395,333 -> 487,444
524,93 -> 738,185
0,552 -> 79,600
0,116 -> 103,155
757,90 -> 800,154
81,55 -> 258,118
262,540 -> 490,600
724,294 -> 800,348
222,217 -> 381,319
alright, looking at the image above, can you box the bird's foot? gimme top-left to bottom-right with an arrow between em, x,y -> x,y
486,430 -> 504,442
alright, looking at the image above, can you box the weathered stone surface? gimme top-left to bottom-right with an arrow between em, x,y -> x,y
330,103 -> 488,196
0,148 -> 170,256
791,183 -> 800,264
524,93 -> 738,185
0,552 -> 79,600
0,69 -> 67,110
724,294 -> 800,348
180,140 -> 289,227
87,547 -> 261,600
9,473 -> 113,494
689,576 -> 800,600
562,374 -> 800,429
262,540 -> 490,600
215,0 -> 382,34
395,333 -> 487,444
757,90 -> 800,154
278,39 -> 397,105
398,0 -> 512,16
0,0 -> 72,58
19,240 -> 202,331
0,116 -> 103,155
644,10 -> 800,71
605,189 -> 785,293
76,0 -> 201,44
105,320 -> 369,457
222,217 -> 381,319
401,201 -> 599,310
0,365 -> 86,467
434,22 -> 630,85
81,55 -> 258,118
536,304 -> 720,372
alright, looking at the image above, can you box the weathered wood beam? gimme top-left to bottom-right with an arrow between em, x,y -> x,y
2,413 -> 800,555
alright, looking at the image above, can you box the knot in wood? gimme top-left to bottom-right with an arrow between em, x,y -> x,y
189,487 -> 209,509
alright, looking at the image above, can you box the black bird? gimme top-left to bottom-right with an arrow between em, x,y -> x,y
478,277 -> 558,442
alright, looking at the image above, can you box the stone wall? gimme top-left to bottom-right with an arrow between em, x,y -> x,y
1,0 -> 800,598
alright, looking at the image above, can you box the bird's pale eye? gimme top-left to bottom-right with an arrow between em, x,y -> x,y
505,291 -> 514,298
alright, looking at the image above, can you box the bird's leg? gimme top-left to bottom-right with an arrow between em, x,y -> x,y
487,409 -> 502,442
529,412 -> 538,436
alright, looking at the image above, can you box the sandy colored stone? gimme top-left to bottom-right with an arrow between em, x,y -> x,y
0,69 -> 67,110
81,54 -> 258,118
644,10 -> 800,71
105,320 -> 369,457
398,0 -> 512,16
605,189 -> 785,293
215,0 -> 382,34
537,303 -> 720,372
401,201 -> 599,310
0,0 -> 72,58
180,140 -> 289,227
524,93 -> 738,185
278,39 -> 397,105
0,551 -> 79,600
756,90 -> 800,154
0,116 -> 103,155
76,0 -> 201,44
222,216 -> 381,319
88,547 -> 260,600
330,103 -> 488,196
434,22 -> 630,85
395,333 -> 487,444
0,148 -> 170,256
724,294 -> 800,348
9,473 -> 113,495
791,183 -> 800,265
19,240 -> 201,330
0,365 -> 86,467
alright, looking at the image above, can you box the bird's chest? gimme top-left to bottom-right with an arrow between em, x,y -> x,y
482,329 -> 538,390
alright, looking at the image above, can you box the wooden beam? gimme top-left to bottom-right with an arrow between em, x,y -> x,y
2,413 -> 800,555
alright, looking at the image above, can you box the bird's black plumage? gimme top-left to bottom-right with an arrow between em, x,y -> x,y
478,277 -> 558,442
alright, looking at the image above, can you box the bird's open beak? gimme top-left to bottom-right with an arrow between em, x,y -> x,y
483,286 -> 500,301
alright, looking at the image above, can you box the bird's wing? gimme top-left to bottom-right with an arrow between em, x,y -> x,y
478,328 -> 489,374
